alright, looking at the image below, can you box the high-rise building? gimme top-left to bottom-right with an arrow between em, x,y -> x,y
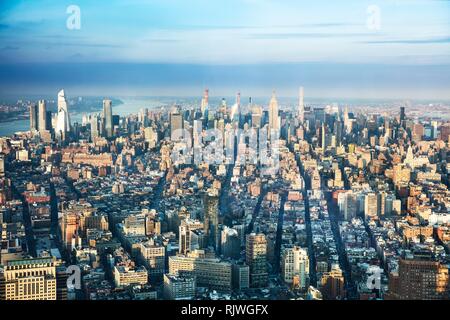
338,191 -> 358,221
144,127 -> 158,148
29,104 -> 38,132
38,100 -> 48,132
220,226 -> 241,259
90,114 -> 100,142
320,265 -> 345,300
55,89 -> 71,141
440,123 -> 450,142
179,219 -> 204,255
200,88 -> 209,118
282,246 -> 309,289
103,99 -> 113,138
387,256 -> 449,300
364,193 -> 379,219
170,111 -> 184,141
400,106 -> 406,122
0,153 -> 5,177
268,91 -> 279,133
0,258 -> 57,300
246,233 -> 268,288
298,86 -> 305,123
204,193 -> 219,249
232,264 -> 250,291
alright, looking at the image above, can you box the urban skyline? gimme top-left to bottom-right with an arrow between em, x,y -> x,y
0,86 -> 449,301
0,0 -> 449,305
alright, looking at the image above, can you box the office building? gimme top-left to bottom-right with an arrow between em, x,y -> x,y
103,99 -> 113,138
281,246 -> 309,289
387,256 -> 449,300
163,273 -> 196,300
29,104 -> 38,132
0,258 -> 57,300
204,193 -> 219,249
246,233 -> 268,288
168,253 -> 232,292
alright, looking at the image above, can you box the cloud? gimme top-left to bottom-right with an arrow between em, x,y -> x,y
364,37 -> 450,44
248,32 -> 378,40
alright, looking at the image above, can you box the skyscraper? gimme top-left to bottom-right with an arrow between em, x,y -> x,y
400,106 -> 406,122
170,110 -> 184,141
200,88 -> 209,118
281,246 -> 309,289
90,114 -> 100,142
0,153 -> 5,177
29,104 -> 38,132
246,233 -> 268,288
55,89 -> 71,141
268,91 -> 279,133
298,86 -> 305,123
103,99 -> 113,138
204,193 -> 219,249
320,265 -> 345,300
38,100 -> 48,132
220,226 -> 241,259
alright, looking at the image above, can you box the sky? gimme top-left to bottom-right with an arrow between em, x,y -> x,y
0,0 -> 449,99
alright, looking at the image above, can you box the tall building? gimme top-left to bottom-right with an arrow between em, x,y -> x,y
200,88 -> 209,118
364,193 -> 379,219
298,86 -> 305,123
179,219 -> 203,255
320,265 -> 345,300
170,110 -> 184,141
220,226 -> 241,259
387,256 -> 449,300
281,246 -> 309,289
38,100 -> 48,132
440,123 -> 450,142
232,264 -> 250,291
338,191 -> 358,221
246,233 -> 268,288
400,106 -> 406,122
103,99 -> 113,138
268,91 -> 279,133
0,258 -> 57,300
90,114 -> 100,142
204,193 -> 219,249
0,153 -> 5,177
29,104 -> 38,132
55,89 -> 71,141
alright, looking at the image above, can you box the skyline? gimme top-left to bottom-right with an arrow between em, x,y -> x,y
1,0 -> 450,98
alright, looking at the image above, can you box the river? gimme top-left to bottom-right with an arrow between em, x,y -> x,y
0,97 -> 167,138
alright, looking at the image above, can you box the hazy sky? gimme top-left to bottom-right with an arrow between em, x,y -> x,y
0,0 -> 449,99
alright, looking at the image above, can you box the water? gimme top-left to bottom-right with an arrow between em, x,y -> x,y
0,97 -> 167,138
